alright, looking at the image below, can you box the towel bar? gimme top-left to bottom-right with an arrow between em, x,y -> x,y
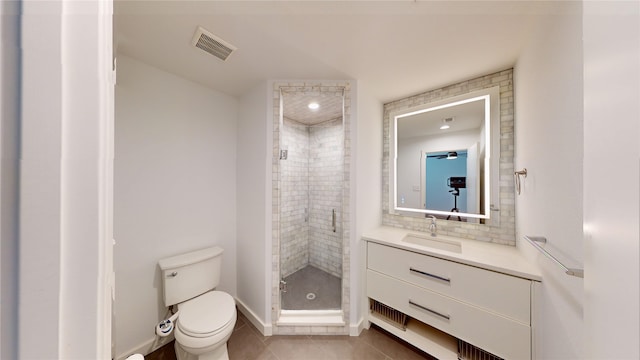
523,235 -> 584,278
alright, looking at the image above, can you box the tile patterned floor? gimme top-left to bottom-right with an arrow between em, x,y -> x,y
281,266 -> 341,310
146,311 -> 435,360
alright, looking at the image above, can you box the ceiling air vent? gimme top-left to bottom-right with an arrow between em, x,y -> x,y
191,26 -> 237,61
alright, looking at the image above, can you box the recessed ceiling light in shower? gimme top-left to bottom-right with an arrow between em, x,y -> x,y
308,102 -> 320,110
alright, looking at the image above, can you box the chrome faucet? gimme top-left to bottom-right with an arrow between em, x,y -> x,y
427,215 -> 437,236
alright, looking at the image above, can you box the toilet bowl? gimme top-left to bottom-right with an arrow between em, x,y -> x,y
173,291 -> 237,360
158,247 -> 237,360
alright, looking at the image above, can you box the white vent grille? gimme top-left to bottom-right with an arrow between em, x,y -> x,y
458,339 -> 504,360
369,299 -> 408,330
191,26 -> 237,61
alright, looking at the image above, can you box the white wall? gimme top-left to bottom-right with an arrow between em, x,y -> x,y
236,82 -> 269,328
114,55 -> 238,357
583,2 -> 639,358
19,2 -> 65,356
0,2 -> 19,358
18,0 -> 113,357
354,82 -> 382,329
514,2 -> 584,358
59,2 -> 114,357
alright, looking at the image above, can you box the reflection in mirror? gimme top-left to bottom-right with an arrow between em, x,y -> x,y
424,150 -> 468,215
391,88 -> 499,222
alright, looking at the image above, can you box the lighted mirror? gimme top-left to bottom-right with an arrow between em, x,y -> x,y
390,87 -> 500,222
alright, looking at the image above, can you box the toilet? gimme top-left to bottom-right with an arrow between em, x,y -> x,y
158,246 -> 237,360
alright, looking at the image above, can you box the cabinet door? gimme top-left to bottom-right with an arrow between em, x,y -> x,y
368,242 -> 531,323
368,270 -> 531,360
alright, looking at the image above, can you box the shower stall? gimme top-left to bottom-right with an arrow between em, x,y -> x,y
272,82 -> 351,330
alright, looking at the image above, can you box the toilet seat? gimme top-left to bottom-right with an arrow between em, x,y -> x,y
177,291 -> 236,338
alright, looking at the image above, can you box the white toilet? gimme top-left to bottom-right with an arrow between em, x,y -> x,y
158,246 -> 237,360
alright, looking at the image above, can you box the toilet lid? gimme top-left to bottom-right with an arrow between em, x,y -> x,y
177,291 -> 235,337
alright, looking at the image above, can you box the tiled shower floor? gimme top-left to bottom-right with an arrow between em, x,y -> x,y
281,265 -> 341,310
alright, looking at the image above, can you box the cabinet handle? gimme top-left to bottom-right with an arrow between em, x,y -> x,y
408,300 -> 450,321
409,267 -> 450,283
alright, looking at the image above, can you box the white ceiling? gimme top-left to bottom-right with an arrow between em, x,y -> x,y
114,1 -> 558,103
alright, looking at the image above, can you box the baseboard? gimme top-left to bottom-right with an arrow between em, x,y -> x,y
114,333 -> 174,360
349,316 -> 366,336
235,298 -> 272,336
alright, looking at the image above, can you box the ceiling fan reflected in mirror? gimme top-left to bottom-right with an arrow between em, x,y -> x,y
427,151 -> 466,160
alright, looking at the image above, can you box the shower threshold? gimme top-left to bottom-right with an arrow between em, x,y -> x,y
277,310 -> 345,327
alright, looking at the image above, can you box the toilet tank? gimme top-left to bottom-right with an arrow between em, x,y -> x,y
158,246 -> 223,306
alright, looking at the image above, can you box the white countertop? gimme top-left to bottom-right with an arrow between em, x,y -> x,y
362,226 -> 542,281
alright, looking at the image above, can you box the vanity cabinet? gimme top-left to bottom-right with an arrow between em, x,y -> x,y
366,241 -> 536,360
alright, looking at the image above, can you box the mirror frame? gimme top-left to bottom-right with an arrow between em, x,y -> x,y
389,88 -> 499,220
382,69 -> 515,244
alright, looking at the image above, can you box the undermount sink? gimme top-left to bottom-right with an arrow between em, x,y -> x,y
402,233 -> 462,253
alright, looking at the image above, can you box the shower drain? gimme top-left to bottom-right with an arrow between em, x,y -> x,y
306,292 -> 316,300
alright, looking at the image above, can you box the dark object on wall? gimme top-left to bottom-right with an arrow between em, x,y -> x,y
447,176 -> 466,189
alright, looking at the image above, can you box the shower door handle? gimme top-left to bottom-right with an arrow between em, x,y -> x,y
332,209 -> 336,233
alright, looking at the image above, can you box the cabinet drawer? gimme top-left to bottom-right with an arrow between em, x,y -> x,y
367,270 -> 531,360
367,242 -> 531,323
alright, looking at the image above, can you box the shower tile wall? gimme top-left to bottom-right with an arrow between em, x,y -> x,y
280,119 -> 309,278
309,118 -> 343,278
280,117 -> 343,279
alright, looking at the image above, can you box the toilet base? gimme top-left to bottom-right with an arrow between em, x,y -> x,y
174,340 -> 229,360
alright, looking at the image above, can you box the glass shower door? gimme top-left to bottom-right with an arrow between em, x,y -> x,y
279,91 -> 344,311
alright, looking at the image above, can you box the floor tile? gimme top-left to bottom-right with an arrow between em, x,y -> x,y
145,313 -> 435,360
234,312 -> 247,331
238,313 -> 272,345
359,326 -> 433,360
309,336 -> 387,360
264,336 -> 329,360
228,325 -> 274,360
144,341 -> 176,360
